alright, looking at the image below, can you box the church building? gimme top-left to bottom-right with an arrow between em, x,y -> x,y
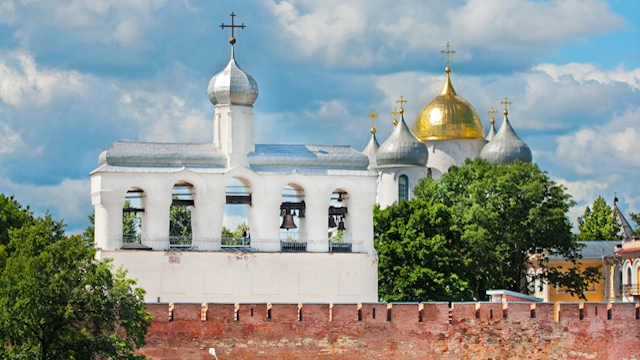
91,15 -> 532,304
365,43 -> 532,208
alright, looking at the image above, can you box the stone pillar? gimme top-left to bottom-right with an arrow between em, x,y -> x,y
93,191 -> 124,250
248,191 -> 280,252
305,194 -> 329,252
348,203 -> 375,254
142,198 -> 171,251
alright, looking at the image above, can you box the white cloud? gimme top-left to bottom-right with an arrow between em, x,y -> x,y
0,177 -> 92,234
555,108 -> 640,174
0,52 -> 87,108
113,19 -> 143,47
535,63 -> 640,90
11,0 -> 169,49
0,122 -> 25,155
269,0 -> 624,68
0,0 -> 16,25
118,89 -> 211,143
448,0 -> 623,51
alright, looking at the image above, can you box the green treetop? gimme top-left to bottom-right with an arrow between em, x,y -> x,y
0,195 -> 151,359
375,158 -> 599,302
577,196 -> 622,240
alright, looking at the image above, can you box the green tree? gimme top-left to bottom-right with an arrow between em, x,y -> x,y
577,196 -> 621,240
375,199 -> 472,302
629,213 -> 640,237
221,226 -> 233,238
123,200 -> 140,237
376,158 -> 599,301
0,194 -> 33,247
169,203 -> 192,237
0,204 -> 151,359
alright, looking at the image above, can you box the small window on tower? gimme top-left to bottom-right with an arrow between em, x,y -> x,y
398,175 -> 409,202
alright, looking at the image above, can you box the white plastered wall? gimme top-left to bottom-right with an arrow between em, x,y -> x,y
91,165 -> 378,303
377,166 -> 428,209
423,138 -> 487,177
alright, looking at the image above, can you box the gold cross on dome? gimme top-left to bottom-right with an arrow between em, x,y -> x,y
487,106 -> 498,124
440,42 -> 456,66
395,95 -> 407,115
500,96 -> 512,115
368,108 -> 379,134
389,107 -> 399,126
220,12 -> 246,44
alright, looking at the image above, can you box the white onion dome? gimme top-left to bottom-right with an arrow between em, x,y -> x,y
208,49 -> 258,106
362,132 -> 380,169
376,114 -> 429,167
480,113 -> 532,164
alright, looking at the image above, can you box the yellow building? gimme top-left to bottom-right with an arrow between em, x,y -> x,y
529,241 -> 619,303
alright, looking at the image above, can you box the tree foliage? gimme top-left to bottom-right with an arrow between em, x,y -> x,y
123,200 -> 140,237
629,212 -> 640,237
0,195 -> 151,359
169,204 -> 192,237
0,194 -> 33,247
577,196 -> 621,240
375,159 -> 600,302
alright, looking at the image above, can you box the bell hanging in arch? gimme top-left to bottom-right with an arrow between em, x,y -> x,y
337,218 -> 346,231
328,215 -> 337,228
280,211 -> 297,229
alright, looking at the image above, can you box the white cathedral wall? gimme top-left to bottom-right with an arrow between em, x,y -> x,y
97,250 -> 378,303
424,139 -> 487,177
377,167 -> 428,209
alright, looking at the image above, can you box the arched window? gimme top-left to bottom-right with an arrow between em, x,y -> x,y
398,175 -> 409,202
628,267 -> 633,285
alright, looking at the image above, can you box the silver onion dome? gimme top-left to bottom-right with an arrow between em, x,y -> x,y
486,121 -> 496,141
376,114 -> 428,167
208,49 -> 258,106
480,114 -> 532,164
362,132 -> 380,169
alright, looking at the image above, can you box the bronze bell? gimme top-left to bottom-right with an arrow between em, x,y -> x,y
337,219 -> 346,231
280,211 -> 297,229
328,215 -> 337,228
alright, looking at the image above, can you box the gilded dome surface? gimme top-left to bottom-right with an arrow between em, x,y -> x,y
412,68 -> 485,140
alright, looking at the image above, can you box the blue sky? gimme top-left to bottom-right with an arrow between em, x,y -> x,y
0,0 -> 638,233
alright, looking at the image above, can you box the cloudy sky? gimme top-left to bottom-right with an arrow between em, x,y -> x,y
0,0 -> 638,234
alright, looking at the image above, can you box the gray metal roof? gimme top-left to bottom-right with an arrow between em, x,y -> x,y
98,141 -> 227,168
95,141 -> 374,176
548,241 -> 619,260
207,51 -> 259,106
362,133 -> 379,169
376,115 -> 429,167
614,204 -> 633,241
486,122 -> 496,141
480,115 -> 532,165
248,144 -> 370,169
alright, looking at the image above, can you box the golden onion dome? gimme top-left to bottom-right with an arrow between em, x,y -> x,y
412,67 -> 485,140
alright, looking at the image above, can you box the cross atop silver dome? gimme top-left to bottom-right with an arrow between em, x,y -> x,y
207,13 -> 258,106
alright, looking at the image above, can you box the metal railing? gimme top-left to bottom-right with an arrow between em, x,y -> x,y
113,236 -> 366,254
122,234 -> 141,244
623,284 -> 640,296
222,237 -> 251,247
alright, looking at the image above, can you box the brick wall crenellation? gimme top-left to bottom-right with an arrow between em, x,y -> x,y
140,302 -> 640,360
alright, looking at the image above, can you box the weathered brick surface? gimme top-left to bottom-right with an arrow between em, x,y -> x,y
140,302 -> 640,360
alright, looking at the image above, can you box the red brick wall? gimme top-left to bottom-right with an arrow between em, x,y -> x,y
140,302 -> 640,359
